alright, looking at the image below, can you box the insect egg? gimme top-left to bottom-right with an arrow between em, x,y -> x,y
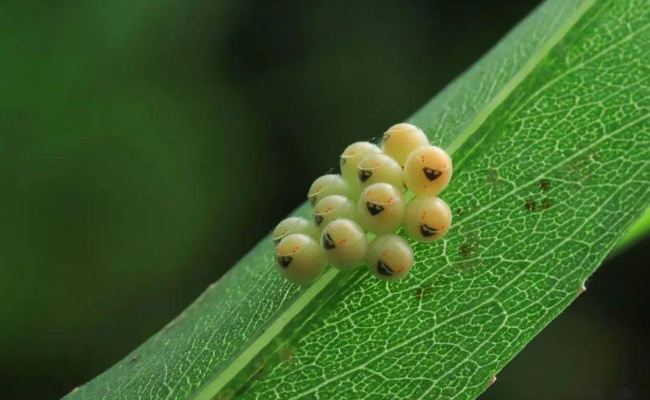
381,123 -> 430,167
340,142 -> 382,187
272,216 -> 320,244
313,195 -> 357,228
357,183 -> 405,234
275,233 -> 326,285
403,145 -> 453,196
366,234 -> 414,281
320,219 -> 368,270
357,152 -> 404,190
308,174 -> 353,206
403,196 -> 452,242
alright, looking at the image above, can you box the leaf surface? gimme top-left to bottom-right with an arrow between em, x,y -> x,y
615,205 -> 650,250
65,0 -> 650,399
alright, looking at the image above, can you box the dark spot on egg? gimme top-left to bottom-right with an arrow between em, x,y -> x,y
376,259 -> 394,276
367,202 -> 385,216
314,214 -> 324,226
277,256 -> 293,268
422,167 -> 442,181
323,233 -> 336,250
358,169 -> 372,183
420,223 -> 437,237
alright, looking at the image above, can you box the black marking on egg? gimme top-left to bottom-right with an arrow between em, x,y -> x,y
423,167 -> 442,181
358,169 -> 372,183
382,132 -> 390,142
323,233 -> 336,250
366,202 -> 385,216
278,256 -> 293,269
377,259 -> 394,276
340,157 -> 346,166
273,237 -> 282,245
314,214 -> 324,226
420,224 -> 438,237
308,195 -> 317,206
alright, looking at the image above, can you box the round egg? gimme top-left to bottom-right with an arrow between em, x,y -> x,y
340,142 -> 382,187
403,196 -> 452,242
320,219 -> 367,270
308,174 -> 353,206
275,233 -> 326,285
403,145 -> 453,196
367,234 -> 414,281
357,183 -> 405,234
357,152 -> 404,190
381,123 -> 429,166
272,216 -> 320,244
313,195 -> 357,228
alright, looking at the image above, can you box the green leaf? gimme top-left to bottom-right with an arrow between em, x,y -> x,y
613,205 -> 650,251
64,0 -> 650,399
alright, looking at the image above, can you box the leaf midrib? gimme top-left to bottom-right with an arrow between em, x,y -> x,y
192,1 -> 597,398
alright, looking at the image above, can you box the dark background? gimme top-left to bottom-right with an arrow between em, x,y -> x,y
1,0 -> 648,399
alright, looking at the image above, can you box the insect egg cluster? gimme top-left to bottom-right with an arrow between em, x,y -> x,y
272,123 -> 454,285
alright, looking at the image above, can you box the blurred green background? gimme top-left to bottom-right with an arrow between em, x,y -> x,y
0,0 -> 648,399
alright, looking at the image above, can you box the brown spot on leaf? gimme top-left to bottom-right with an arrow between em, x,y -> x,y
127,354 -> 140,364
539,179 -> 551,191
458,243 -> 472,259
279,346 -> 295,362
234,363 -> 268,397
456,207 -> 463,215
415,285 -> 432,301
487,167 -> 499,183
234,384 -> 249,397
458,233 -> 480,260
452,232 -> 482,273
542,198 -> 552,210
524,199 -> 536,212
252,363 -> 268,380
